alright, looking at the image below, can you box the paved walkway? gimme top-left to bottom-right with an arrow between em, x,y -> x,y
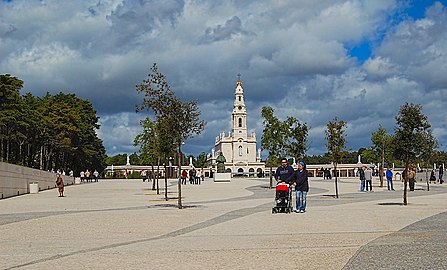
1,177 -> 447,269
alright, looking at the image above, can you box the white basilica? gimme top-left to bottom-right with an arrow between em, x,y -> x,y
209,78 -> 265,176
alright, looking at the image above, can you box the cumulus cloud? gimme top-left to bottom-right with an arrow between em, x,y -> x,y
199,16 -> 252,44
1,0 -> 447,157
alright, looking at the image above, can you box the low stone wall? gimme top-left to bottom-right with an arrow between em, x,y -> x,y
0,162 -> 75,199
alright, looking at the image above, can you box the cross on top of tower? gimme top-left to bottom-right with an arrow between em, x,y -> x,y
236,73 -> 242,87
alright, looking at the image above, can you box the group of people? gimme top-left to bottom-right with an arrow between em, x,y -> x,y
274,158 -> 309,213
55,169 -> 100,197
320,168 -> 332,180
362,166 -> 411,192
429,165 -> 444,184
181,168 -> 205,185
80,169 -> 99,182
359,165 -> 375,192
141,170 -> 152,182
363,165 -> 445,193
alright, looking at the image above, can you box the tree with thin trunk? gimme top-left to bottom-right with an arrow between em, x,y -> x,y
392,103 -> 435,205
135,63 -> 206,209
420,132 -> 438,192
371,125 -> 393,187
261,106 -> 285,188
261,106 -> 308,188
325,117 -> 347,199
134,118 -> 160,191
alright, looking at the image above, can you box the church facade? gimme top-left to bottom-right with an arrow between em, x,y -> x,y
209,79 -> 265,176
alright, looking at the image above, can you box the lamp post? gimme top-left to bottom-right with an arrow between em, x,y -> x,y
177,142 -> 183,209
168,157 -> 173,178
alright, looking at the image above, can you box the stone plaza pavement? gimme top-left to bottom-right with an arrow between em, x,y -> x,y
1,176 -> 447,270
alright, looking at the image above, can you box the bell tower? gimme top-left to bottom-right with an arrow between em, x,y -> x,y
232,74 -> 247,139
211,75 -> 264,176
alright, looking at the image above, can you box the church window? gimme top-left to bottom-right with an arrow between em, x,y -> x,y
239,146 -> 243,156
238,118 -> 242,127
238,96 -> 241,101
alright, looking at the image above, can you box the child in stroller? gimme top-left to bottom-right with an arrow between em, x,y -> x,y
272,182 -> 293,214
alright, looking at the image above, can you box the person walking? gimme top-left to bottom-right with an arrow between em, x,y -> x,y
181,169 -> 188,185
430,170 -> 436,183
359,166 -> 366,192
287,161 -> 309,213
439,165 -> 444,184
274,158 -> 294,184
365,166 -> 373,192
56,174 -> 65,197
386,167 -> 394,191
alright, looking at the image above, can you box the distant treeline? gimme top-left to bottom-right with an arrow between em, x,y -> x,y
0,74 -> 106,174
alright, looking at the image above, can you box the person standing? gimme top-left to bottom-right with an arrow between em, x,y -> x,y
359,166 -> 366,192
439,165 -> 444,184
274,158 -> 294,184
287,161 -> 309,213
189,169 -> 194,184
196,168 -> 201,185
56,174 -> 65,197
93,170 -> 99,182
408,168 -> 416,191
386,167 -> 394,191
80,170 -> 85,182
365,166 -> 373,192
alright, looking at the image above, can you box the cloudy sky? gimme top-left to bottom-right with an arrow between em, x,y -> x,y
1,0 -> 447,159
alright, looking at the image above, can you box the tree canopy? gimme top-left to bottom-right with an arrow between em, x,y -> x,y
392,102 -> 437,205
135,63 -> 206,208
0,74 -> 106,175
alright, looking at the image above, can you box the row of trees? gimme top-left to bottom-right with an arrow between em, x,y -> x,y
260,102 -> 441,205
0,74 -> 106,174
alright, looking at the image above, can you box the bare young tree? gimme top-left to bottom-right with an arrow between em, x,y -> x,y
135,63 -> 206,209
325,117 -> 347,199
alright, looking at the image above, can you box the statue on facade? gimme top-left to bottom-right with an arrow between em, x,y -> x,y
216,152 -> 226,173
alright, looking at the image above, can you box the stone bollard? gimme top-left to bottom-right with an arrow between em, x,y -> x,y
29,182 -> 39,194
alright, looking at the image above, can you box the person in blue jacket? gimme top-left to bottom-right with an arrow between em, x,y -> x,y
386,167 -> 394,191
288,161 -> 309,213
274,158 -> 294,184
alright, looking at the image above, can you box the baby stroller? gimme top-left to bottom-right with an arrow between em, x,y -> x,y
272,183 -> 293,214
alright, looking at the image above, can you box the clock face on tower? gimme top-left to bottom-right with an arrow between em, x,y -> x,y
238,106 -> 242,110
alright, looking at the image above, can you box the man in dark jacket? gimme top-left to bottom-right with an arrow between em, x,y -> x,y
359,166 -> 366,192
274,158 -> 294,184
288,161 -> 309,213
